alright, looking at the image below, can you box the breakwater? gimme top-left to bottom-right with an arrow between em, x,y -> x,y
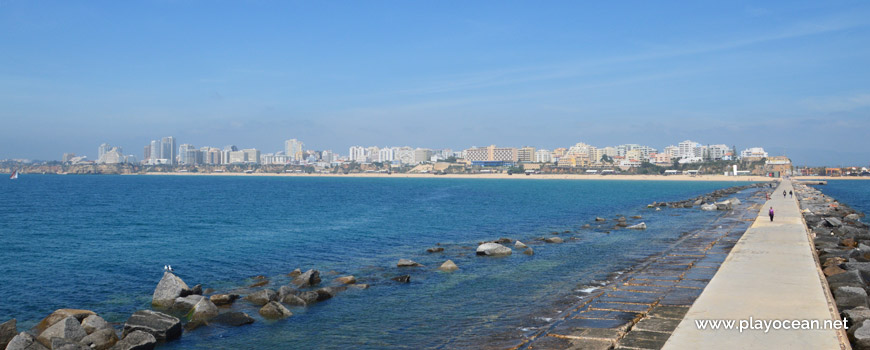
796,181 -> 870,349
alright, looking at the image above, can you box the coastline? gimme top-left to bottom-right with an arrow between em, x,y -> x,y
133,172 -> 772,182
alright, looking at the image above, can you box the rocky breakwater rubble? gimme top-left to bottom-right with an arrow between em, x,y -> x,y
648,183 -> 766,211
795,182 -> 870,350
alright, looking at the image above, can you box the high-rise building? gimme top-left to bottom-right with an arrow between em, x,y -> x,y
348,146 -> 366,162
414,148 -> 433,164
518,147 -> 536,162
378,148 -> 394,163
179,144 -> 202,165
678,140 -> 700,159
243,149 -> 260,164
98,143 -> 111,161
284,139 -> 304,162
463,145 -> 518,162
161,137 -> 176,164
395,147 -> 415,164
534,149 -> 552,163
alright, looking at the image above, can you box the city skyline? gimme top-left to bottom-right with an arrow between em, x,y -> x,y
2,1 -> 869,165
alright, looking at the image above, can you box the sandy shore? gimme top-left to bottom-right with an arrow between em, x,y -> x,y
136,172 -> 773,182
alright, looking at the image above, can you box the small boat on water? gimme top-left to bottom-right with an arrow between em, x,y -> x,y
10,170 -> 19,179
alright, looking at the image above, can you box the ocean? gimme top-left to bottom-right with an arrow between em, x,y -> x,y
0,175 -> 759,349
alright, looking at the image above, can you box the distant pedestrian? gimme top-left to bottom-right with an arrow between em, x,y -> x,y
789,190 -> 793,198
783,190 -> 787,198
766,192 -> 770,200
769,207 -> 775,221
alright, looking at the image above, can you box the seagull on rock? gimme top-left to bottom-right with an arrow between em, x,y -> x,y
164,265 -> 168,272
168,265 -> 174,272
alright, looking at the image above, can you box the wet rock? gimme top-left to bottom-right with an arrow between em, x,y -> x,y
248,280 -> 269,288
110,330 -> 155,350
172,295 -> 204,313
493,238 -> 512,244
1,318 -> 17,349
701,204 -> 717,211
397,259 -> 423,267
152,272 -> 190,308
5,332 -> 48,350
190,297 -> 219,322
80,328 -> 119,350
392,275 -> 411,283
631,215 -> 643,219
715,201 -> 732,211
543,237 -> 563,244
627,222 -> 647,230
826,217 -> 844,227
277,286 -> 300,300
296,291 -> 320,305
844,262 -> 870,282
476,243 -> 512,256
81,315 -> 111,335
34,309 -> 95,334
315,287 -> 344,301
292,269 -> 321,288
37,316 -> 87,348
438,260 -> 459,271
515,241 -> 528,249
211,312 -> 255,327
122,310 -> 182,342
426,247 -> 444,253
282,294 -> 309,306
834,286 -> 869,310
847,214 -> 862,222
349,284 -> 369,289
259,301 -> 293,319
582,224 -> 592,228
209,294 -> 239,306
523,247 -> 534,255
243,289 -> 277,306
617,217 -> 627,222
595,217 -> 606,222
288,268 -> 302,277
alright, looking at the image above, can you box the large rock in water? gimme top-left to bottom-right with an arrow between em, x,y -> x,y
6,332 -> 48,350
1,318 -> 17,349
476,243 -> 512,256
397,259 -> 423,267
258,301 -> 293,319
243,289 -> 277,306
81,315 -> 111,335
81,328 -> 119,350
122,310 -> 182,342
190,297 -> 219,322
209,294 -> 239,306
152,272 -> 190,308
212,312 -> 255,327
171,295 -> 204,313
627,222 -> 647,230
34,309 -> 95,334
543,237 -> 563,243
292,269 -> 321,288
110,330 -> 156,350
438,260 -> 459,271
700,204 -> 717,211
37,316 -> 87,348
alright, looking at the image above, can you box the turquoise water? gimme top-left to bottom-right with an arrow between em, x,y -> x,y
0,175 -> 752,349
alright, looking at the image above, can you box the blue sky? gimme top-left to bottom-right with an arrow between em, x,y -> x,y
1,1 -> 869,166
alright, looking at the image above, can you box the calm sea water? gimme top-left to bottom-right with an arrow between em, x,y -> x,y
0,175 -> 753,349
812,180 -> 870,215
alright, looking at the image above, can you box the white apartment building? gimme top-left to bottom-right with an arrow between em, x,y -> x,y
740,147 -> 768,159
535,149 -> 552,163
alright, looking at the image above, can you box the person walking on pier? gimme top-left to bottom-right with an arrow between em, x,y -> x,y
769,207 -> 775,222
789,190 -> 793,198
783,190 -> 787,198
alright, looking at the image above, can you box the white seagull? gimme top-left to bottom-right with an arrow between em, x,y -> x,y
168,265 -> 173,272
164,265 -> 168,271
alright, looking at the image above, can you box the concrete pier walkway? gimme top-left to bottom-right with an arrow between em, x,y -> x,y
662,179 -> 847,349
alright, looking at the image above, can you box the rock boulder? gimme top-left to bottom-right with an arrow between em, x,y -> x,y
438,260 -> 459,272
110,330 -> 156,350
5,332 -> 48,350
211,312 -> 255,327
81,328 -> 119,350
243,289 -> 277,306
627,222 -> 647,230
190,297 -> 219,322
397,259 -> 423,267
834,286 -> 869,310
258,302 -> 293,319
476,243 -> 512,256
34,309 -> 95,334
334,276 -> 357,284
122,310 -> 182,342
209,294 -> 239,306
1,318 -> 16,349
152,272 -> 190,308
543,237 -> 563,244
81,315 -> 111,335
37,316 -> 87,348
292,269 -> 321,288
